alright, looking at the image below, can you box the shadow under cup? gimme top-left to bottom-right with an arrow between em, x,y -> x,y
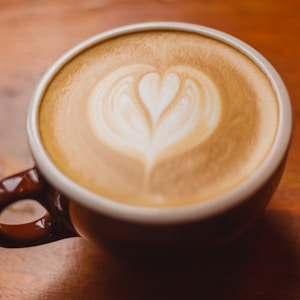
0,22 -> 293,257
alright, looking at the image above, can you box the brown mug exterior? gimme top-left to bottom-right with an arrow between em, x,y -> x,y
0,153 -> 286,254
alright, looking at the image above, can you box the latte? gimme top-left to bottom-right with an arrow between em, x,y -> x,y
39,30 -> 278,207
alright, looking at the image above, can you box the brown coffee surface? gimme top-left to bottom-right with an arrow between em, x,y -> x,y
39,30 -> 278,207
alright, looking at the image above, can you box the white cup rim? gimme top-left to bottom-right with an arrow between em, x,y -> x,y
27,22 -> 292,224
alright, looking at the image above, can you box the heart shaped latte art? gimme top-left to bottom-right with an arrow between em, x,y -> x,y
89,64 -> 221,166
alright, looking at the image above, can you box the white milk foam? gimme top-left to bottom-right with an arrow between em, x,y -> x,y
89,64 -> 221,167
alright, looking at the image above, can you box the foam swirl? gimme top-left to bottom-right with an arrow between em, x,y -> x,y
89,64 -> 221,166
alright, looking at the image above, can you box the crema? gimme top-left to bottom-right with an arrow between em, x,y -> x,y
39,30 -> 278,207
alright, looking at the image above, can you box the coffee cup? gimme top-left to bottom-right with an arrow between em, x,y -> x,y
0,22 -> 292,257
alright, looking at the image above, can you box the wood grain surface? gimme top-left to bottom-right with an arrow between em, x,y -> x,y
0,0 -> 299,299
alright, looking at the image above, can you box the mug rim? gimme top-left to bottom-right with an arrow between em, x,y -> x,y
27,21 -> 292,224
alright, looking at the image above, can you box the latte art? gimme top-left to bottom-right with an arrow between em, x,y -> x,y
89,65 -> 221,167
39,30 -> 278,207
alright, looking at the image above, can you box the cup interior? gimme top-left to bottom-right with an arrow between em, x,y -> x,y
27,22 -> 292,225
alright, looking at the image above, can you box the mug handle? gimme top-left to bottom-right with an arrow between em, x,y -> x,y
0,168 -> 78,248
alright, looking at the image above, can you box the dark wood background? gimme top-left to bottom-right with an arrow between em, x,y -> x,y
0,0 -> 299,299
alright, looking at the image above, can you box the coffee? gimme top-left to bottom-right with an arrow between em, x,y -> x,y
39,30 -> 278,207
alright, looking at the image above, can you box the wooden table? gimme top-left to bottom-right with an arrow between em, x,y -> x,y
0,0 -> 299,299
